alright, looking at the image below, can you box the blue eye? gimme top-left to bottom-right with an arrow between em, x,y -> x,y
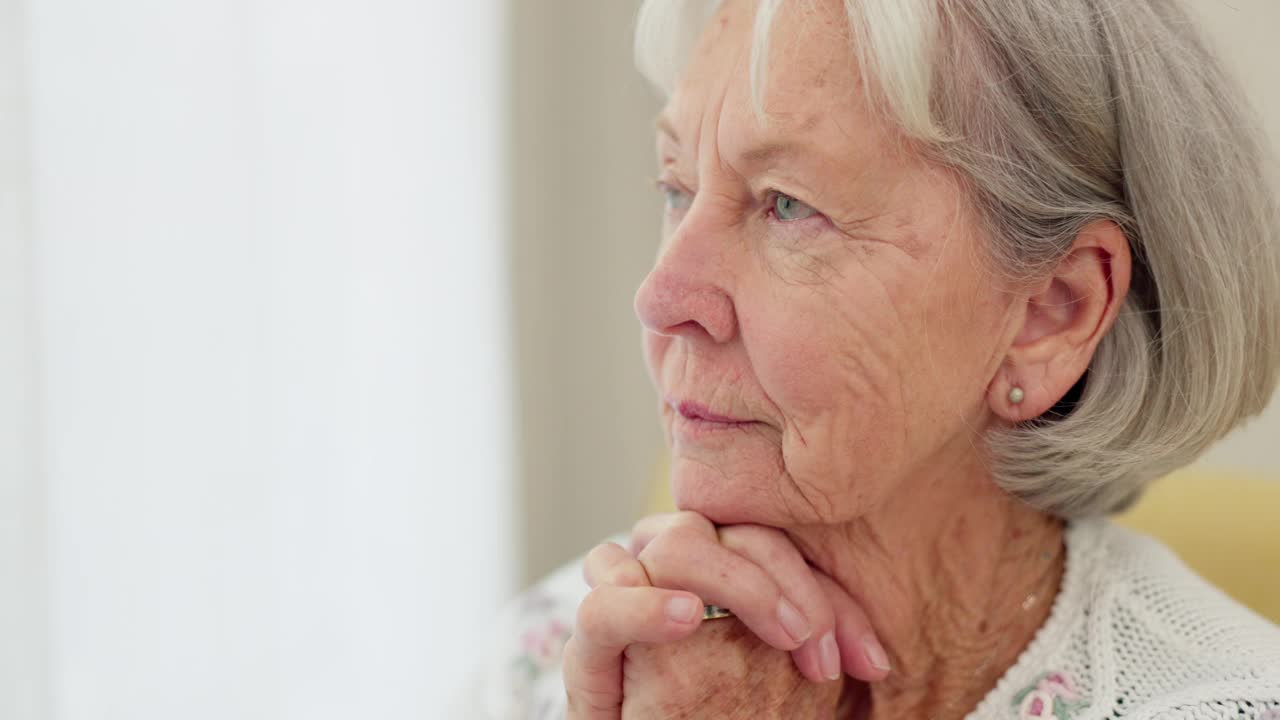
658,182 -> 693,212
773,193 -> 817,222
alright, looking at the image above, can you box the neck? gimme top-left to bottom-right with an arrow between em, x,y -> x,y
787,453 -> 1066,720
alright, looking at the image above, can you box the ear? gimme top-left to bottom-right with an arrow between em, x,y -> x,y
989,220 -> 1132,422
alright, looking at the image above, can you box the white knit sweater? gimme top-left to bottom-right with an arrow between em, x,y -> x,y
455,519 -> 1280,719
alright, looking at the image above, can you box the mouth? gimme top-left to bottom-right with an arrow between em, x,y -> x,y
667,398 -> 756,435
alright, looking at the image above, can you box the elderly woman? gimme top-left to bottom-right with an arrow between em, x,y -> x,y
461,0 -> 1280,717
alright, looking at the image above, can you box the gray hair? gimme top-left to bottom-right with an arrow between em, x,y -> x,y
635,0 -> 1280,517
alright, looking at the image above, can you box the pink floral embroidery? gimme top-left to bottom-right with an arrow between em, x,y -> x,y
1036,671 -> 1080,701
1019,690 -> 1057,720
1013,671 -> 1088,720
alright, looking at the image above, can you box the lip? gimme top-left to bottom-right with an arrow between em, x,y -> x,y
668,399 -> 753,426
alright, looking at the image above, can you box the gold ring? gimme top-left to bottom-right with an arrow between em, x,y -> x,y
702,604 -> 734,620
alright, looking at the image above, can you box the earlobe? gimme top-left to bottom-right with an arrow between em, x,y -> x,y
988,372 -> 1043,423
1001,384 -> 1028,422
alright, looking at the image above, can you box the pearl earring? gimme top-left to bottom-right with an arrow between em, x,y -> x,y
1008,386 -> 1025,404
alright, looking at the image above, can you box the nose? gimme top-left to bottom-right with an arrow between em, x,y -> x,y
633,212 -> 738,344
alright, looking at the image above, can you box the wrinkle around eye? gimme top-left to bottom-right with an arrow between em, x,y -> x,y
826,212 -> 920,259
759,207 -> 837,248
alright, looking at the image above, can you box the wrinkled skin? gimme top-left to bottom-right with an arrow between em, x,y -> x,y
623,621 -> 845,719
564,515 -> 883,719
565,0 -> 1131,716
639,1 -> 1014,531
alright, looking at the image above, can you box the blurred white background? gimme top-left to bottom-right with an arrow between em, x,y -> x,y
2,0 -> 511,717
1,1 -> 1277,718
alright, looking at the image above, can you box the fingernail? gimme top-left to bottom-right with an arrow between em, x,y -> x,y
666,596 -> 698,623
819,632 -> 841,680
776,598 -> 811,644
862,633 -> 891,672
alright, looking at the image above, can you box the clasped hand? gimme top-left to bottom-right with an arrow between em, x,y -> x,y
563,512 -> 890,719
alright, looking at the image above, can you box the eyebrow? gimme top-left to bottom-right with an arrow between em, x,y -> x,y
737,141 -> 807,168
738,111 -> 822,167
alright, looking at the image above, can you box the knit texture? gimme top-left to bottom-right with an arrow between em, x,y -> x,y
454,520 -> 1280,719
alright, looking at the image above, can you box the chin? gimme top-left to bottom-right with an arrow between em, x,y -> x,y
668,454 -> 793,526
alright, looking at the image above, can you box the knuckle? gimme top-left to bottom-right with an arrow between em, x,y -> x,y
585,543 -> 647,588
637,531 -> 696,579
583,543 -> 618,574
722,525 -> 804,575
606,562 -> 647,588
632,511 -> 672,533
663,523 -> 708,548
637,541 -> 683,585
574,590 -> 611,640
670,510 -> 715,533
636,532 -> 671,565
630,512 -> 673,543
585,542 -> 617,563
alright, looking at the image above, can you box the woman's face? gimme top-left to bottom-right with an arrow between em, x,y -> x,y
636,0 -> 1019,527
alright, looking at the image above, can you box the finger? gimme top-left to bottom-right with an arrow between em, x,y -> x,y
719,524 -> 839,684
583,542 -> 649,589
628,512 -> 685,555
637,519 -> 807,652
813,570 -> 892,682
563,585 -> 702,720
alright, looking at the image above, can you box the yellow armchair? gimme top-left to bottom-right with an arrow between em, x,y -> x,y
1113,471 -> 1279,622
650,463 -> 1279,623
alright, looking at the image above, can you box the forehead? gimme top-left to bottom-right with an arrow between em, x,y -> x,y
661,0 -> 874,152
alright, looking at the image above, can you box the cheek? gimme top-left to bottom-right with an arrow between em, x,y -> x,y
740,273 -> 917,506
749,242 -> 917,413
915,262 -> 1011,410
741,250 -> 1002,517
